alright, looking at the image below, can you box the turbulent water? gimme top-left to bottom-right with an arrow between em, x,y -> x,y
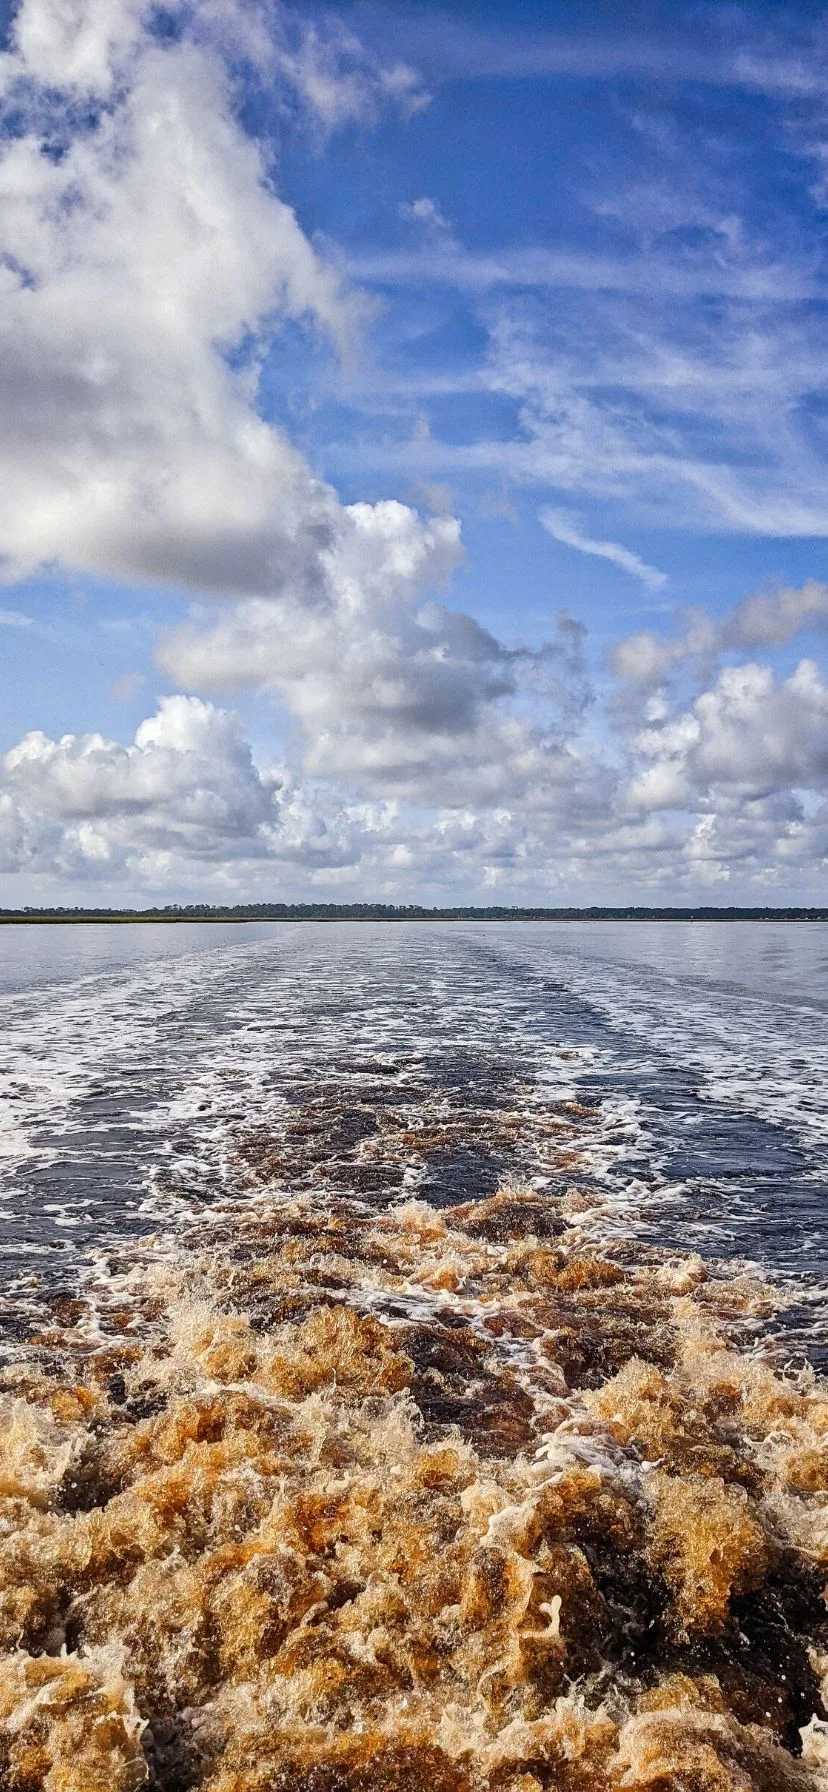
2,920 -> 828,1791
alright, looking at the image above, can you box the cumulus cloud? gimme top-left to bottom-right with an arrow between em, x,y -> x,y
599,588 -> 828,889
0,695 -> 365,885
2,0 -> 405,605
539,508 -> 668,591
0,0 -> 431,604
607,657 -> 828,889
3,666 -> 827,901
0,0 -> 367,598
613,581 -> 828,687
611,613 -> 718,686
723,580 -> 828,649
3,0 -> 426,120
6,0 -> 147,97
657,660 -> 828,794
156,499 -> 599,806
0,691 -> 624,899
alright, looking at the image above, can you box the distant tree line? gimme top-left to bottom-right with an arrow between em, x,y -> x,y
2,903 -> 828,923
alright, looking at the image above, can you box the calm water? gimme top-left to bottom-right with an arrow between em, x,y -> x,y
1,920 -> 826,1351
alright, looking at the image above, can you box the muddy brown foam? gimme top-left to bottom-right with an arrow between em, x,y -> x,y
2,1140 -> 828,1789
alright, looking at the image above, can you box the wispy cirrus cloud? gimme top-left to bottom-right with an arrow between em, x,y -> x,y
340,276 -> 828,539
274,13 -> 429,132
349,243 -> 813,303
0,608 -> 36,630
355,7 -> 828,100
540,509 -> 668,592
399,195 -> 454,240
332,15 -> 828,547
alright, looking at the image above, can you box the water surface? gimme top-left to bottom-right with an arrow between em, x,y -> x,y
3,920 -> 828,1790
1,919 -> 826,1345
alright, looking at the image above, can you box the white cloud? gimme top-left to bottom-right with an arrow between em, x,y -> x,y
110,671 -> 145,702
400,196 -> 453,238
343,136 -> 828,540
0,695 -> 364,883
0,608 -> 36,630
276,18 -> 428,131
628,659 -> 828,807
483,300 -> 828,537
539,508 -> 667,590
332,280 -> 828,541
351,241 -> 811,301
612,632 -> 683,686
3,663 -> 827,903
0,688 -> 618,900
615,658 -> 828,888
600,594 -> 828,888
382,12 -> 828,99
0,0 -> 371,601
724,580 -> 828,649
3,0 -> 428,122
157,501 -> 599,807
7,0 -> 146,97
0,0 -> 517,811
613,582 -> 828,686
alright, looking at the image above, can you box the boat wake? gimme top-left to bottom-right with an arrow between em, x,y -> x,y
2,1145 -> 828,1789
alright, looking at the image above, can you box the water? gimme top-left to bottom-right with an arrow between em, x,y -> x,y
4,919 -> 828,1789
0,919 -> 826,1350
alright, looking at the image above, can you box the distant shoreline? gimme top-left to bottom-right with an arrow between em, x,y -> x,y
1,906 -> 827,925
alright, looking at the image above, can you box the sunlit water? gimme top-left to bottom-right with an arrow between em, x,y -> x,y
1,919 -> 826,1352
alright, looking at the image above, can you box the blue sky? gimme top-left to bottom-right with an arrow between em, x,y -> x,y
0,0 -> 827,902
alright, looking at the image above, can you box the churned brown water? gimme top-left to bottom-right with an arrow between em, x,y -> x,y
2,923 -> 828,1788
4,1153 -> 828,1786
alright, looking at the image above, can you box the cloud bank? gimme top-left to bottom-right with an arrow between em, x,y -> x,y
0,0 -> 826,904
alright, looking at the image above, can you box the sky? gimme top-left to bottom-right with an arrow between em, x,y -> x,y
1,0 -> 828,906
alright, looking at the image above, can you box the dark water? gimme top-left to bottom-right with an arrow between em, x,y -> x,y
0,920 -> 826,1349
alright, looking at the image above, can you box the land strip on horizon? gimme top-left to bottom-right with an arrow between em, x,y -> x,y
2,905 -> 828,924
